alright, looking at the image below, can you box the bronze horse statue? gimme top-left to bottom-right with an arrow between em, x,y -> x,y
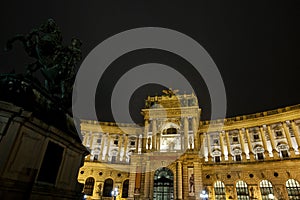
5,19 -> 82,104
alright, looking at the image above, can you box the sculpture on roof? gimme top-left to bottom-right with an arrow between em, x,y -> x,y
162,88 -> 179,97
5,18 -> 82,107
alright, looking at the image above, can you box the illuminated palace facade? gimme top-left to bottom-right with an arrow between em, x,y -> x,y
78,91 -> 300,200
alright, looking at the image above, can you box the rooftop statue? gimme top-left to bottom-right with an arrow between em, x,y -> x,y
5,18 -> 82,107
162,88 -> 179,97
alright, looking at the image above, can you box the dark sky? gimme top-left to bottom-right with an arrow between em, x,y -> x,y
0,1 -> 299,124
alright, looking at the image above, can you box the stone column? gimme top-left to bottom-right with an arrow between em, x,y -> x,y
99,133 -> 106,161
144,161 -> 150,199
149,171 -> 154,200
259,127 -> 270,158
182,162 -> 188,199
105,133 -> 111,162
184,117 -> 189,150
142,120 -> 149,153
157,133 -> 161,151
128,162 -> 137,199
123,134 -> 128,162
199,133 -> 205,159
117,134 -> 123,162
193,162 -> 202,200
245,128 -> 255,161
82,132 -> 87,146
225,131 -> 232,161
282,122 -> 295,156
135,134 -> 140,153
193,117 -> 199,151
152,119 -> 157,150
206,133 -> 212,162
90,131 -> 94,150
238,129 -> 246,159
177,161 -> 183,200
267,125 -> 279,159
219,132 -> 225,161
291,121 -> 300,152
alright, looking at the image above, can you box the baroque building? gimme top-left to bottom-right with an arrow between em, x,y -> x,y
78,91 -> 300,200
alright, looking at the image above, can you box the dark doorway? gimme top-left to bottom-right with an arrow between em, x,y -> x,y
103,178 -> 114,197
122,179 -> 129,198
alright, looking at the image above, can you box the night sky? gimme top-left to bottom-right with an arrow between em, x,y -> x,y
0,1 -> 299,124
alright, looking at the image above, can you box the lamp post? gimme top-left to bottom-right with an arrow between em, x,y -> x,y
200,190 -> 208,200
268,194 -> 275,200
111,187 -> 119,200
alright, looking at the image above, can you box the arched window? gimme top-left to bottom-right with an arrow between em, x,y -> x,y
236,181 -> 250,200
214,181 -> 226,200
286,179 -> 300,199
84,177 -> 95,196
260,180 -> 274,200
103,178 -> 114,197
122,179 -> 129,198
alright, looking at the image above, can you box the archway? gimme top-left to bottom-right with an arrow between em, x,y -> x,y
103,178 -> 113,197
153,167 -> 174,200
122,179 -> 129,198
84,177 -> 95,196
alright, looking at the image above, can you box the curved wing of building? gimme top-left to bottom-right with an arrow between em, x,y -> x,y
78,91 -> 300,200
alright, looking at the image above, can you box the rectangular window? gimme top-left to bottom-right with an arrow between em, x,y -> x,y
37,141 -> 64,184
233,136 -> 239,143
235,155 -> 241,161
94,154 -> 98,161
114,140 -> 118,145
257,153 -> 264,160
97,138 -> 101,144
281,150 -> 289,158
111,156 -> 116,163
275,130 -> 283,137
215,156 -> 220,162
253,134 -> 259,140
130,141 -> 136,146
213,139 -> 219,145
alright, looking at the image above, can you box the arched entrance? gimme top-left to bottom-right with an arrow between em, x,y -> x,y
153,167 -> 174,200
103,178 -> 113,197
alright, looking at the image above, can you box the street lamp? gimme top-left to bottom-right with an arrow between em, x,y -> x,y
111,187 -> 119,200
200,190 -> 208,200
268,194 -> 275,200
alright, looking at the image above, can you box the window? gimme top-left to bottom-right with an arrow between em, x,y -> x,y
130,141 -> 136,146
236,181 -> 250,200
84,177 -> 95,196
260,180 -> 274,200
214,181 -> 226,200
253,133 -> 259,140
281,150 -> 289,158
215,156 -> 221,163
166,128 -> 177,135
286,179 -> 300,199
213,138 -> 219,145
233,136 -> 239,143
97,138 -> 101,144
275,130 -> 283,137
111,156 -> 116,163
94,154 -> 98,161
257,153 -> 264,160
235,155 -> 242,162
37,141 -> 64,184
103,178 -> 114,197
122,180 -> 129,198
114,140 -> 118,145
